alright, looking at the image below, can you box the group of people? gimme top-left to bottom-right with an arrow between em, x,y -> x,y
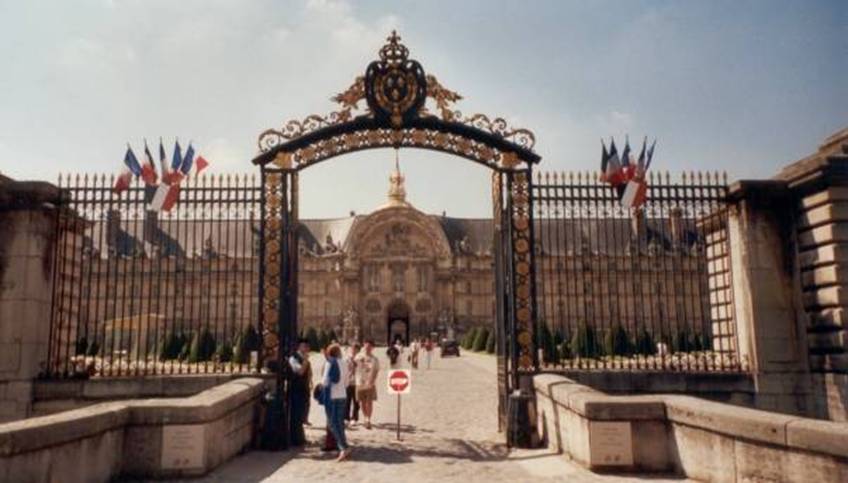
386,337 -> 436,369
288,338 -> 381,462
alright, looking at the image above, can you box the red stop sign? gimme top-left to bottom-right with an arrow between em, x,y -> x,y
388,370 -> 410,393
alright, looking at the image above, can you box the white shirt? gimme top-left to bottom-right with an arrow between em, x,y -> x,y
354,352 -> 380,388
321,357 -> 349,400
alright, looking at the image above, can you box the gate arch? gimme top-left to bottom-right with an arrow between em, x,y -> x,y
253,31 -> 539,447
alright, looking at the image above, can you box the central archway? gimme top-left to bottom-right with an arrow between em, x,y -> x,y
253,31 -> 540,448
386,299 -> 411,346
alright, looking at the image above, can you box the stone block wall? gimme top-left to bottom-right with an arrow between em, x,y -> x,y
0,377 -> 266,482
0,179 -> 69,423
533,373 -> 848,481
777,129 -> 848,421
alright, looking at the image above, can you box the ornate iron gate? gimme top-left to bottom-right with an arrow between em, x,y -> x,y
254,31 -> 540,447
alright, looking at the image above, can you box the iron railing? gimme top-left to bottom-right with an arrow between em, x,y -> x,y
48,174 -> 262,377
531,171 -> 744,372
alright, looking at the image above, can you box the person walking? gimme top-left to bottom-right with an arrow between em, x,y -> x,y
344,343 -> 361,427
354,339 -> 380,430
409,338 -> 420,369
320,343 -> 351,461
424,337 -> 434,369
287,339 -> 312,446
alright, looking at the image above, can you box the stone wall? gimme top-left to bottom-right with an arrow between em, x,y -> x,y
0,179 -> 68,423
30,373 -> 272,417
534,373 -> 848,481
776,129 -> 848,421
0,378 -> 265,482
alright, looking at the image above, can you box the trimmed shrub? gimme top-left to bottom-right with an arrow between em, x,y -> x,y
242,325 -> 261,353
305,326 -> 320,351
673,326 -> 693,353
604,324 -> 632,357
159,332 -> 184,361
486,329 -> 496,353
635,328 -> 656,355
75,336 -> 88,356
463,327 -> 478,350
178,333 -> 191,360
188,328 -> 217,363
570,324 -> 600,358
216,340 -> 234,363
558,340 -> 572,360
233,325 -> 262,364
538,323 -> 558,365
473,328 -> 489,352
86,339 -> 100,357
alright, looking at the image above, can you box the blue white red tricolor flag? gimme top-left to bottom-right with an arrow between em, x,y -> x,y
600,136 -> 656,209
141,141 -> 158,186
113,145 -> 142,193
114,139 -> 211,211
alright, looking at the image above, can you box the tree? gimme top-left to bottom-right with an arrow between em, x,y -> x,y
635,328 -> 656,355
188,328 -> 217,363
473,327 -> 489,352
216,340 -> 233,363
75,336 -> 88,356
158,332 -> 183,361
538,323 -> 558,365
604,324 -> 632,357
233,325 -> 262,364
673,326 -> 693,353
86,339 -> 100,357
570,324 -> 600,358
485,329 -> 496,353
463,328 -> 478,350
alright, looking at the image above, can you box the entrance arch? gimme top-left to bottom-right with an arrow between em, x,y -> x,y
253,31 -> 539,447
386,299 -> 411,346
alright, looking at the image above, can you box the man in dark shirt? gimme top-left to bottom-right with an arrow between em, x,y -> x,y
288,339 -> 312,446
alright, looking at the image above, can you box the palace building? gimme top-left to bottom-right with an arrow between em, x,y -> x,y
65,161 -> 713,353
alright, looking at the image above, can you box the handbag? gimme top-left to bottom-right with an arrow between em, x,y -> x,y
313,383 -> 326,405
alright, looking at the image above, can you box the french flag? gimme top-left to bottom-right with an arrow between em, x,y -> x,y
149,182 -> 181,212
158,139 -> 170,181
162,140 -> 184,185
179,143 -> 210,177
621,178 -> 647,209
141,141 -> 157,185
602,139 -> 625,187
113,145 -> 142,193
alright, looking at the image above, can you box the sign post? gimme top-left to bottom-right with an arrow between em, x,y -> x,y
387,369 -> 411,441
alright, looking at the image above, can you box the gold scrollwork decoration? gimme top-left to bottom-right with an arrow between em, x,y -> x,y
257,30 -> 537,159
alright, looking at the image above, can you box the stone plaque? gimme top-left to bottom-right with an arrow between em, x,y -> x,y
588,421 -> 633,466
161,425 -> 206,470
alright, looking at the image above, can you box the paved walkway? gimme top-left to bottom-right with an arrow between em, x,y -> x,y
175,350 -> 686,483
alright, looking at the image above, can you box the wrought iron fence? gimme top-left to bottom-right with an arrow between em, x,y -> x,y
532,171 -> 744,372
48,174 -> 262,378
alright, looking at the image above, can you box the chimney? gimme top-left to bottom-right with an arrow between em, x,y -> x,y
630,207 -> 646,240
106,210 -> 121,249
669,207 -> 684,244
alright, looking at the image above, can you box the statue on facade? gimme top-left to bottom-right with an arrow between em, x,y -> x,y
438,308 -> 455,341
342,307 -> 359,344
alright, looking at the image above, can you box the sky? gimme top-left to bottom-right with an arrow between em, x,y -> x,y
0,0 -> 845,218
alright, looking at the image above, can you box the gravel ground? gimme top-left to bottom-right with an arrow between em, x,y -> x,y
171,349 -> 687,483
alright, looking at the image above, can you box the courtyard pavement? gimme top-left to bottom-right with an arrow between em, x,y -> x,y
163,349 -> 688,483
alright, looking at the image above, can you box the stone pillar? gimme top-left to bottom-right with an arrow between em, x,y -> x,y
776,128 -> 848,421
720,180 -> 814,415
0,177 -> 69,422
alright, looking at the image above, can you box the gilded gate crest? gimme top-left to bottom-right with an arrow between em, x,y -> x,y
255,31 -> 537,171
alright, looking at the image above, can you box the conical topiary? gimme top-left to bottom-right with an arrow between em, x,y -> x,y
188,328 -> 217,363
473,327 -> 489,352
486,329 -> 496,353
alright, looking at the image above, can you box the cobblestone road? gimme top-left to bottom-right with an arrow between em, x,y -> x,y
178,350 -> 686,483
